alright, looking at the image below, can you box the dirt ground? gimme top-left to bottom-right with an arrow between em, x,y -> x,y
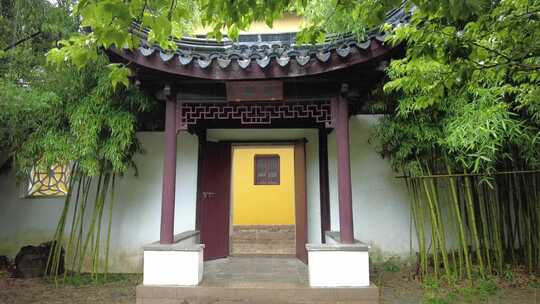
0,268 -> 539,303
374,266 -> 540,304
0,271 -> 138,304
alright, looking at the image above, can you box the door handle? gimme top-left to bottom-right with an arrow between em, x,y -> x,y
202,192 -> 216,199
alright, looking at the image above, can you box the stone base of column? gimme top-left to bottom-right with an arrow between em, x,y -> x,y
142,231 -> 204,286
306,231 -> 370,287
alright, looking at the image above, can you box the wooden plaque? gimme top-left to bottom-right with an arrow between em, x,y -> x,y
226,80 -> 284,102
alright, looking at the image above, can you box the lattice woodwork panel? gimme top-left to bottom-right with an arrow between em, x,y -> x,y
177,101 -> 335,131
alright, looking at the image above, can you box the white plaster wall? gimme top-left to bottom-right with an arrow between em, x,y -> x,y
328,115 -> 413,258
0,119 -> 415,272
0,132 -> 199,272
106,131 -> 199,271
0,173 -> 65,255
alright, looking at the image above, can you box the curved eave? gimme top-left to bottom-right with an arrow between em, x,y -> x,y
108,39 -> 393,81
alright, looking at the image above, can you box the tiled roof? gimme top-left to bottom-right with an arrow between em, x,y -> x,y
127,7 -> 408,70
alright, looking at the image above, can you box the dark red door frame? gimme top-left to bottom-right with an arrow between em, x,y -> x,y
196,138 -> 310,263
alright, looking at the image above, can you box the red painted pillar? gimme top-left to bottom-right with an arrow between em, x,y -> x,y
319,128 -> 331,243
160,95 -> 177,244
335,95 -> 354,244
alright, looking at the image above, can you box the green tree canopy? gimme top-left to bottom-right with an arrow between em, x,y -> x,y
0,0 -> 151,177
7,0 -> 540,177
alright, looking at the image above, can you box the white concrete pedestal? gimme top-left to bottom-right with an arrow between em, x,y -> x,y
306,231 -> 371,287
142,231 -> 204,286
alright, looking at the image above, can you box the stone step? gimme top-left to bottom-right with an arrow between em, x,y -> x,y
232,233 -> 295,242
137,285 -> 380,304
231,225 -> 296,255
232,244 -> 295,255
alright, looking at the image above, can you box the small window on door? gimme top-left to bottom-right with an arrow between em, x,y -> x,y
254,155 -> 280,185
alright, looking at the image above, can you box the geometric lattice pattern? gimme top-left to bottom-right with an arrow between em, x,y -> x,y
26,163 -> 70,197
177,100 -> 334,131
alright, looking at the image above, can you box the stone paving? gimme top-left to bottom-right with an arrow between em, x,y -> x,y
136,256 -> 379,303
202,256 -> 309,288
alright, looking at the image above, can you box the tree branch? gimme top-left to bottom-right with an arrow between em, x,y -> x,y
3,31 -> 42,52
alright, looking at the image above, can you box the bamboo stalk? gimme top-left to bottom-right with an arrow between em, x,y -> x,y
406,177 -> 427,278
478,182 -> 492,274
72,176 -> 91,272
426,165 -> 451,279
63,170 -> 82,281
47,162 -> 78,283
490,180 -> 504,275
419,165 -> 448,279
512,173 -> 525,264
533,174 -> 540,272
463,172 -> 485,278
506,174 -> 516,265
92,172 -> 111,280
77,170 -> 103,274
104,174 -> 116,279
521,174 -> 534,273
447,164 -> 473,281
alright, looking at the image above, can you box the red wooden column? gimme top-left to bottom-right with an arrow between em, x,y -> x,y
318,128 -> 331,243
335,92 -> 354,244
160,93 -> 177,244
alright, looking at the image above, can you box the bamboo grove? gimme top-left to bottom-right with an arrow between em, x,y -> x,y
367,0 -> 540,283
48,163 -> 117,282
403,165 -> 540,281
1,1 -> 151,282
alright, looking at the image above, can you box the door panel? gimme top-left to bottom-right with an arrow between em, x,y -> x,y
198,142 -> 232,261
294,142 -> 308,264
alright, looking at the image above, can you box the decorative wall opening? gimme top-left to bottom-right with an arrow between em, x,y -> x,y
26,164 -> 70,197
